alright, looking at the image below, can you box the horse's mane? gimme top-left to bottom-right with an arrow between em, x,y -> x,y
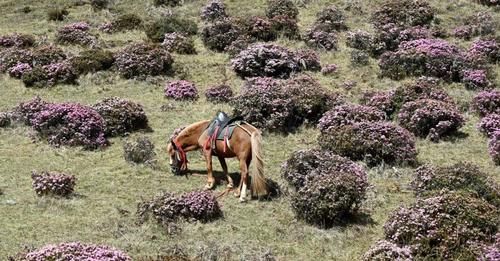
176,120 -> 210,140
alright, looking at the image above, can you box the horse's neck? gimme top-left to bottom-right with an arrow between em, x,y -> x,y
177,120 -> 210,149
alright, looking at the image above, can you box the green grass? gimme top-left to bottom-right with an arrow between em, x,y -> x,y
0,0 -> 499,260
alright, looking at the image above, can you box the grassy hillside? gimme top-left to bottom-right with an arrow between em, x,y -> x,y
0,0 -> 498,260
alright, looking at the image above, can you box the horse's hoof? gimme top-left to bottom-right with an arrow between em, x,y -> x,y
239,197 -> 247,203
227,184 -> 234,189
234,191 -> 240,197
204,183 -> 214,190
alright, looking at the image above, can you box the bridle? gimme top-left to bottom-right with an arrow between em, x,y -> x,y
172,139 -> 188,170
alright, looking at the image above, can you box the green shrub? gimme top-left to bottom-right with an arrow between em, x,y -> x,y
145,15 -> 197,42
47,7 -> 69,21
113,13 -> 143,32
91,0 -> 109,10
70,49 -> 114,74
153,0 -> 181,7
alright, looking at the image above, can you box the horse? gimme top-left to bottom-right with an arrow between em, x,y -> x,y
166,119 -> 268,202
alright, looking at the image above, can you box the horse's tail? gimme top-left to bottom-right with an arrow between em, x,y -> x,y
250,130 -> 267,197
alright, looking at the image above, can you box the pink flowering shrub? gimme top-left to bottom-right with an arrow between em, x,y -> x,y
371,25 -> 434,56
13,97 -> 49,125
398,99 -> 465,141
384,192 -> 498,260
455,12 -> 496,40
318,104 -> 386,133
266,0 -> 298,20
281,148 -> 366,190
8,62 -> 32,78
479,234 -> 500,261
304,25 -> 338,51
0,33 -> 35,48
462,69 -> 491,90
321,64 -> 338,75
0,48 -> 33,72
231,43 -> 299,78
318,122 -> 418,166
22,62 -> 78,87
362,240 -> 413,261
302,5 -> 346,51
489,131 -> 500,165
314,5 -> 348,32
0,45 -> 66,73
371,0 -> 435,29
346,30 -> 373,50
30,102 -> 107,149
237,16 -> 277,42
123,136 -> 157,166
201,20 -> 242,52
56,22 -> 98,47
476,0 -> 499,7
360,90 -> 396,117
269,15 -> 300,39
162,33 -> 196,55
393,77 -> 453,109
379,38 -> 469,81
472,90 -> 500,117
31,171 -> 76,197
164,80 -> 199,101
468,39 -> 499,64
114,43 -> 173,79
31,45 -> 67,66
291,167 -> 368,227
204,84 -> 233,103
411,163 -> 499,207
138,191 -> 223,224
92,97 -> 149,137
23,242 -> 131,260
201,0 -> 227,21
293,49 -> 321,72
479,114 -> 500,138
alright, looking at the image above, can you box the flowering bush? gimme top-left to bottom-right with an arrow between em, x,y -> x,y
162,33 -> 196,55
0,45 -> 67,73
0,33 -> 35,48
114,43 -> 173,78
397,99 -> 465,141
370,25 -> 434,56
384,192 -> 499,260
281,148 -> 366,190
92,97 -> 149,137
318,104 -> 386,133
100,13 -> 143,33
314,5 -> 348,32
31,45 -> 67,66
303,25 -> 338,51
123,136 -> 157,166
291,168 -> 368,227
8,62 -> 32,78
462,69 -> 491,90
379,38 -> 469,81
479,114 -> 500,138
269,15 -> 300,39
201,19 -> 242,52
360,90 -> 396,117
164,80 -> 199,101
30,102 -> 107,149
411,163 -> 499,207
468,39 -> 499,64
489,132 -> 500,165
391,77 -> 453,112
463,12 -> 496,37
266,0 -> 298,20
23,242 -> 131,260
31,170 -> 76,197
0,48 -> 33,72
350,49 -> 370,66
144,15 -> 198,42
472,90 -> 500,117
318,122 -> 417,166
204,84 -> 233,103
22,62 -> 78,87
56,22 -> 98,47
13,97 -> 48,125
476,0 -> 500,6
0,112 -> 11,128
231,43 -> 299,78
138,191 -> 222,224
70,49 -> 114,74
371,0 -> 435,29
479,234 -> 500,261
321,64 -> 338,75
201,0 -> 227,21
236,16 -> 277,42
362,240 -> 413,261
346,30 -> 373,50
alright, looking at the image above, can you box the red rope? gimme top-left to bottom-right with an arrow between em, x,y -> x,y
173,139 -> 188,169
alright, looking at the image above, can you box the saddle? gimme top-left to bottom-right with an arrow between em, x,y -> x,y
205,111 -> 243,154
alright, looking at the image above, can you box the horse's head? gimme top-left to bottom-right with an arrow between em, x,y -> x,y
167,140 -> 187,175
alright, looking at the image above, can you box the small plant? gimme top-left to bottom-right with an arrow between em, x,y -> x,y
266,0 -> 298,20
479,113 -> 500,138
123,136 -> 157,166
91,0 -> 110,10
204,84 -> 233,103
318,104 -> 386,133
31,171 -> 76,197
362,240 -> 413,261
291,168 -> 368,227
350,49 -> 369,66
114,43 -> 173,79
201,20 -> 242,52
314,5 -> 348,32
201,0 -> 228,22
0,112 -> 11,128
303,26 -> 338,51
13,97 -> 48,125
318,122 -> 417,166
164,80 -> 199,101
294,49 -> 321,72
153,0 -> 181,7
100,13 -> 143,33
56,22 -> 99,47
162,33 -> 196,55
281,148 -> 366,190
145,15 -> 197,42
321,64 -> 338,75
70,49 -> 114,74
30,102 -> 107,149
236,16 -> 277,42
391,77 -> 453,113
397,99 -> 465,141
384,192 -> 498,260
472,90 -> 500,117
346,30 -> 373,50
92,97 -> 149,137
0,33 -> 35,48
23,242 -> 131,260
47,7 -> 69,21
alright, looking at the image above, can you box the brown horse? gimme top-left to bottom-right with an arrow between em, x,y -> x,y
166,120 -> 267,202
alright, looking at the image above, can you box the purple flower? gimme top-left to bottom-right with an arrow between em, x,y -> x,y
318,104 -> 386,133
56,22 -> 98,47
31,171 -> 76,197
24,242 -> 131,260
164,80 -> 199,101
321,64 -> 338,75
479,114 -> 500,138
8,62 -> 32,78
204,84 -> 233,103
472,90 -> 500,117
462,69 -> 490,90
489,131 -> 500,165
0,33 -> 35,48
201,0 -> 227,21
362,240 -> 413,261
114,43 -> 173,79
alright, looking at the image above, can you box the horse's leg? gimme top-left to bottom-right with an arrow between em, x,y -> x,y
218,156 -> 233,189
204,150 -> 215,190
238,158 -> 249,202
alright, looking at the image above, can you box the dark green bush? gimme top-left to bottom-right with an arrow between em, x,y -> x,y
113,13 -> 143,32
0,112 -> 11,128
123,136 -> 157,166
91,0 -> 109,10
47,7 -> 69,21
201,19 -> 242,52
70,49 -> 114,74
153,0 -> 181,7
145,15 -> 197,42
266,0 -> 298,20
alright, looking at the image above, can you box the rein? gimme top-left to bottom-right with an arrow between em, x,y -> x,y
173,139 -> 188,170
